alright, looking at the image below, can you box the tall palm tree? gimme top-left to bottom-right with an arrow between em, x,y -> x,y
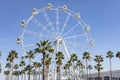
83,52 -> 91,80
45,54 -> 52,80
19,59 -> 25,80
67,60 -> 72,79
76,60 -> 82,77
33,62 -> 40,80
94,55 -> 103,80
106,51 -> 114,80
20,69 -> 26,80
35,40 -> 54,80
87,65 -> 93,79
70,54 -> 78,80
25,65 -> 33,80
79,63 -> 85,79
14,64 -> 19,80
37,63 -> 42,80
25,50 -> 35,80
70,54 -> 78,66
94,64 -> 103,80
0,64 -> 1,73
7,50 -> 18,80
4,70 -> 10,80
116,51 -> 120,59
55,51 -> 64,80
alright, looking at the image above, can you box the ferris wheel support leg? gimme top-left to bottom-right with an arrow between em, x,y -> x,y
63,40 -> 70,60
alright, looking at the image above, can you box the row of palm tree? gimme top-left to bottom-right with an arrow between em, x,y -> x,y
83,51 -> 120,80
1,40 -> 120,80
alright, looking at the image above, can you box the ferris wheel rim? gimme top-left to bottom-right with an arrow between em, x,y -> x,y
19,4 -> 94,58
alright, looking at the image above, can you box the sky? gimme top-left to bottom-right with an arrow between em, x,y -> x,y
0,0 -> 120,79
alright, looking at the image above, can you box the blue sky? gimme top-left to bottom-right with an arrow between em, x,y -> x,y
0,0 -> 120,79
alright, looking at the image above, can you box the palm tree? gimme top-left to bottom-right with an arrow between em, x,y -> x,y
19,58 -> 25,80
0,64 -> 1,73
83,52 -> 91,80
87,65 -> 93,79
20,69 -> 26,80
7,50 -> 18,80
25,50 -> 35,80
25,65 -> 33,80
76,60 -> 82,77
4,70 -> 10,80
13,64 -> 19,80
106,51 -> 114,80
44,54 -> 52,80
80,64 -> 85,79
33,62 -> 40,80
25,50 -> 35,65
37,63 -> 42,80
67,60 -> 72,79
70,54 -> 78,66
70,54 -> 78,80
55,51 -> 64,80
94,55 -> 103,80
5,62 -> 11,79
94,64 -> 103,80
116,51 -> 120,59
35,40 -> 54,80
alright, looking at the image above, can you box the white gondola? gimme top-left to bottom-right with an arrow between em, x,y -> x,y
21,20 -> 25,27
32,8 -> 38,15
62,5 -> 67,12
75,13 -> 80,19
85,25 -> 91,31
46,3 -> 52,10
16,37 -> 21,44
89,40 -> 95,46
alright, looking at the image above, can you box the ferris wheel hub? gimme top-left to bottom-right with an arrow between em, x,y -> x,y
55,38 -> 63,45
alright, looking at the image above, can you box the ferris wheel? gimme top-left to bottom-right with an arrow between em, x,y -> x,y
17,3 -> 94,60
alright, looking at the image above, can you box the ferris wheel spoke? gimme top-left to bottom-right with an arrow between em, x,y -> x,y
24,43 -> 36,48
60,44 -> 69,61
63,40 -> 70,59
24,29 -> 52,39
42,9 -> 57,36
60,14 -> 70,36
31,18 -> 54,37
55,8 -> 59,36
65,40 -> 89,48
62,23 -> 79,37
63,33 -> 87,40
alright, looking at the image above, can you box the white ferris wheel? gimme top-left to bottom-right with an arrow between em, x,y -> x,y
17,3 -> 94,61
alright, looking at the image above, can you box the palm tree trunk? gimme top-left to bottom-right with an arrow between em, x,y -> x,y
35,68 -> 37,80
39,68 -> 41,80
28,71 -> 30,80
73,61 -> 75,80
79,67 -> 80,78
89,69 -> 92,79
98,69 -> 100,80
6,75 -> 8,80
59,65 -> 61,80
43,53 -> 45,80
110,58 -> 112,80
28,58 -> 31,80
69,68 -> 70,79
11,62 -> 14,80
86,59 -> 88,80
24,73 -> 26,80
